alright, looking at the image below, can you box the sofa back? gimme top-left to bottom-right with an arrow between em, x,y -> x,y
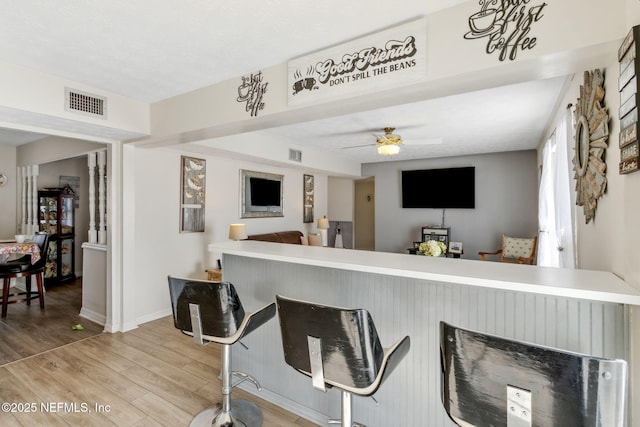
247,230 -> 303,245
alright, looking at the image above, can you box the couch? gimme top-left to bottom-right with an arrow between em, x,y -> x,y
247,230 -> 304,245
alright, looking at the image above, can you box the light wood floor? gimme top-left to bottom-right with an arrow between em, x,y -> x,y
0,279 -> 104,365
0,284 -> 318,426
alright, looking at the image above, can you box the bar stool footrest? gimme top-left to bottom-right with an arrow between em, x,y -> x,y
328,420 -> 366,427
231,371 -> 262,391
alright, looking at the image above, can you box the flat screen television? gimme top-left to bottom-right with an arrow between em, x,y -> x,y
401,167 -> 475,209
249,176 -> 281,207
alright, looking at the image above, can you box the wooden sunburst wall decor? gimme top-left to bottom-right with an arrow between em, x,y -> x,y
573,69 -> 609,224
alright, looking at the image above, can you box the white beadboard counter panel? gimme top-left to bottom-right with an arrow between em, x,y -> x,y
208,240 -> 640,305
208,241 -> 632,426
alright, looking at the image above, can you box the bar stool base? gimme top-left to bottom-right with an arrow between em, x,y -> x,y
190,400 -> 263,427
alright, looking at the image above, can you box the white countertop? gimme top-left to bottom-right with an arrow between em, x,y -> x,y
209,240 -> 640,306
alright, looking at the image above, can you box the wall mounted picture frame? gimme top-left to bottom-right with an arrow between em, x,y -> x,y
180,156 -> 206,232
303,174 -> 314,223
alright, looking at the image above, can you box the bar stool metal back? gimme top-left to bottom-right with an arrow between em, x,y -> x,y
276,295 -> 410,427
440,321 -> 628,427
168,276 -> 276,427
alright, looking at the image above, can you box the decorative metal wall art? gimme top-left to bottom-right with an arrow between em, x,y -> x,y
180,156 -> 206,232
573,69 -> 609,224
618,25 -> 640,174
237,71 -> 268,117
303,174 -> 314,223
464,0 -> 548,61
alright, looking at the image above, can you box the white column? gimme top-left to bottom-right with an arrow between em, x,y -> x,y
31,165 -> 39,235
88,152 -> 97,243
98,150 -> 107,245
25,166 -> 33,235
20,166 -> 27,233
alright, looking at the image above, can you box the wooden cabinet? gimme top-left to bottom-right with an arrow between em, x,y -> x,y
39,186 -> 75,284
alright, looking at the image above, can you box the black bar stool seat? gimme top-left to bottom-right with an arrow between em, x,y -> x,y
168,276 -> 276,427
276,295 -> 410,427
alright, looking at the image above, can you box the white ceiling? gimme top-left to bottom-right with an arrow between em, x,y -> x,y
0,0 -> 567,162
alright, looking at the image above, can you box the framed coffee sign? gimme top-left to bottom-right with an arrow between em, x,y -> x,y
618,25 -> 640,175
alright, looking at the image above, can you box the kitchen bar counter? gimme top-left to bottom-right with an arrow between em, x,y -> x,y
208,240 -> 634,426
209,240 -> 640,305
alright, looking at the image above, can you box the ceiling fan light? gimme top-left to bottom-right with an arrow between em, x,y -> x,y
377,144 -> 400,156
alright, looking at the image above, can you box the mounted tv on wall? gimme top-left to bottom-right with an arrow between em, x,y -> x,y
249,177 -> 281,206
241,169 -> 284,218
402,167 -> 475,209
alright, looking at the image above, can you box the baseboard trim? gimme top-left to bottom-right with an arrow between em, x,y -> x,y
237,382 -> 327,425
136,308 -> 172,327
79,307 -> 106,326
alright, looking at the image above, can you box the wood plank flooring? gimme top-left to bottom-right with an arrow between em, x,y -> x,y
0,279 -> 104,366
0,282 -> 318,426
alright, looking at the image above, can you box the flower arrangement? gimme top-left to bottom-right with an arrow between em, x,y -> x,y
419,240 -> 447,257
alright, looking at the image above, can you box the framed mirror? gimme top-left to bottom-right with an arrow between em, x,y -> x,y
240,169 -> 284,218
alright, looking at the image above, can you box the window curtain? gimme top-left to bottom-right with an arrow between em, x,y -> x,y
554,109 -> 576,268
538,137 -> 557,267
538,108 -> 576,268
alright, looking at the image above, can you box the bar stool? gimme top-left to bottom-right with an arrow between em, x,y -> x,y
440,321 -> 628,427
168,276 -> 276,427
276,295 -> 410,427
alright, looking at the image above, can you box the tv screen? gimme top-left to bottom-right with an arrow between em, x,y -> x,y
249,177 -> 281,206
401,167 -> 475,209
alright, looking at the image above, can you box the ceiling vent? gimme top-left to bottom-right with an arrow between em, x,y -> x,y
289,149 -> 302,162
65,88 -> 107,119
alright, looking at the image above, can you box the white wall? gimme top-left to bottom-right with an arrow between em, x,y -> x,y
17,136 -> 106,167
327,177 -> 354,222
363,150 -> 539,259
0,146 -> 17,238
125,146 -> 328,326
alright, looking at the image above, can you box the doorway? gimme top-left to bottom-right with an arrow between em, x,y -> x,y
354,177 -> 375,250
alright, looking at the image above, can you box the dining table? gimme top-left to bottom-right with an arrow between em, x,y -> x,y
0,241 -> 41,265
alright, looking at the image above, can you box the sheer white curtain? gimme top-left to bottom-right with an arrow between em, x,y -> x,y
538,108 -> 576,268
538,137 -> 557,266
554,109 -> 576,268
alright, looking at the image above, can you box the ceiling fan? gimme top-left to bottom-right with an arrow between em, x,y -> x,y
341,127 -> 442,156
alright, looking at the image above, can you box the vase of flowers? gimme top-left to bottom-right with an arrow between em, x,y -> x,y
419,240 -> 447,257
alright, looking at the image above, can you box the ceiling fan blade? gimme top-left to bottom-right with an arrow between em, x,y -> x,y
403,137 -> 443,145
341,143 -> 376,149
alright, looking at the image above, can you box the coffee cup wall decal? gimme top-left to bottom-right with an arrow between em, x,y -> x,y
464,0 -> 548,61
237,71 -> 269,117
468,8 -> 498,34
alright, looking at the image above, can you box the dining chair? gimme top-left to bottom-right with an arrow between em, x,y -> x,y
0,233 -> 50,317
